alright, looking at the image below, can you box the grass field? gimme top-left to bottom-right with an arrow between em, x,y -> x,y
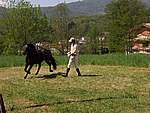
0,54 -> 150,68
0,65 -> 150,113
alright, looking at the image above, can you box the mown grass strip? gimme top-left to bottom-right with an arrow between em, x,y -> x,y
0,53 -> 150,68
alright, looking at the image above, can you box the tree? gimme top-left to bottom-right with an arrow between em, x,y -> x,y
0,0 -> 52,55
0,0 -> 35,54
30,7 -> 53,43
105,0 -> 149,52
87,22 -> 99,54
52,3 -> 70,54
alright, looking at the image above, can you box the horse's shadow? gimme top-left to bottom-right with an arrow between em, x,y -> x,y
32,73 -> 103,79
36,72 -> 66,79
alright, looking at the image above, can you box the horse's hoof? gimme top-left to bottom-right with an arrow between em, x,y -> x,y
24,76 -> 27,79
35,73 -> 38,75
62,74 -> 67,77
50,70 -> 53,72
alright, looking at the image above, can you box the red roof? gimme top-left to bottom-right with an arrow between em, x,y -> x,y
140,31 -> 150,36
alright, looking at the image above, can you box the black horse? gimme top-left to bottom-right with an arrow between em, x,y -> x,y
23,44 -> 57,79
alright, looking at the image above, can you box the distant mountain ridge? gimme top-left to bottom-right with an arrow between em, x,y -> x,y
1,0 -> 150,17
41,0 -> 112,16
41,0 -> 150,17
66,0 -> 111,16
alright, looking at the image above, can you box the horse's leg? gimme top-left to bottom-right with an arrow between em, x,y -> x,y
24,64 -> 33,79
24,63 -> 28,72
45,60 -> 53,72
49,63 -> 53,72
35,63 -> 41,75
24,64 -> 31,74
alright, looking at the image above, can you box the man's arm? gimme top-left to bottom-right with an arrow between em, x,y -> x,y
71,44 -> 78,56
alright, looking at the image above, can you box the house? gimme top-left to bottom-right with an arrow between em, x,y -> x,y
132,23 -> 150,54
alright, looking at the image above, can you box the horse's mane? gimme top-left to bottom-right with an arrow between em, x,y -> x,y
26,44 -> 38,55
37,46 -> 57,70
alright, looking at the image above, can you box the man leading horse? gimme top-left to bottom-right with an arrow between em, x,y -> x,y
64,37 -> 81,77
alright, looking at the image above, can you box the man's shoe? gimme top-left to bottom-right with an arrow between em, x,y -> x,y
76,68 -> 81,76
63,68 -> 70,77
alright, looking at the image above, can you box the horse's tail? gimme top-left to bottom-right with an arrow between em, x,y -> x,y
46,50 -> 57,70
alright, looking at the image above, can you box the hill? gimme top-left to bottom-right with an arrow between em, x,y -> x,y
41,0 -> 150,17
0,0 -> 150,17
41,0 -> 112,17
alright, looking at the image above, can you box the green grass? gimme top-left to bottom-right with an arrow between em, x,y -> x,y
0,53 -> 150,68
0,65 -> 150,113
79,54 -> 150,67
0,54 -> 150,113
0,55 -> 25,68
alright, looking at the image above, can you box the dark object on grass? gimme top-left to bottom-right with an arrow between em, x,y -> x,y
22,44 -> 57,79
100,47 -> 109,54
0,94 -> 6,113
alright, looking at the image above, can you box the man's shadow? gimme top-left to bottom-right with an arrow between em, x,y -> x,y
80,74 -> 103,77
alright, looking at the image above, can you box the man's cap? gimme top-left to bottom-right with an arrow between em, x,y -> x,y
69,37 -> 75,42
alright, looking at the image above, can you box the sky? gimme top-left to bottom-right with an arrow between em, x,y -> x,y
27,0 -> 82,7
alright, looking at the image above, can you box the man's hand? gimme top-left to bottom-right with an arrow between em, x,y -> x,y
71,53 -> 76,56
67,52 -> 71,57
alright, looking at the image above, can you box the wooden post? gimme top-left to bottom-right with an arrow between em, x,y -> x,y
0,94 -> 6,113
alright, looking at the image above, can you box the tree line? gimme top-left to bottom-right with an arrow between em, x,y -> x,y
0,0 -> 149,55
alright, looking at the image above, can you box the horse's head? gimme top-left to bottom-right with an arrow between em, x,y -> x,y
22,44 -> 36,55
22,45 -> 28,55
